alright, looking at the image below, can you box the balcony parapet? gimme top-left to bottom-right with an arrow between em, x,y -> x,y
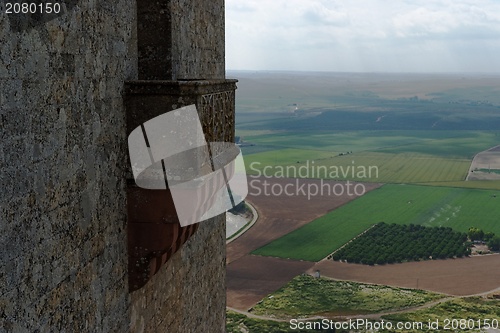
125,79 -> 237,292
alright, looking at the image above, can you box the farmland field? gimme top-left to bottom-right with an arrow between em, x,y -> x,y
242,130 -> 500,186
228,71 -> 500,325
331,223 -> 469,264
252,184 -> 500,261
312,255 -> 500,296
231,72 -> 500,115
242,130 -> 499,159
234,72 -> 500,189
246,150 -> 471,183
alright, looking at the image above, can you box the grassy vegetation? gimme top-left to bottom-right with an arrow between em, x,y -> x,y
251,275 -> 444,318
227,294 -> 500,333
252,184 -> 500,261
381,296 -> 500,333
227,311 -> 295,333
226,311 -> 338,333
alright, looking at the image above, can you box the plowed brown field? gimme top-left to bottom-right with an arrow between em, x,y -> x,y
310,255 -> 500,296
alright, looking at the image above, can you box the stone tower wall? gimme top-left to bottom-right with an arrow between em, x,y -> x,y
0,1 -> 229,332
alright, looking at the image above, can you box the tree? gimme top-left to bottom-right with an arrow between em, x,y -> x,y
468,227 -> 484,241
365,258 -> 375,266
488,236 -> 500,251
484,232 -> 495,242
376,256 -> 386,265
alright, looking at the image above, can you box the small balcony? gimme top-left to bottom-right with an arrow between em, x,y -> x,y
125,79 -> 237,291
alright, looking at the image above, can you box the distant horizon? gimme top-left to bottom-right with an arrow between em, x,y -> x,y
226,69 -> 500,76
226,0 -> 500,74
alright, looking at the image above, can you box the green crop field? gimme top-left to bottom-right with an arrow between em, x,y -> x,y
252,184 -> 500,261
246,150 -> 471,183
242,130 -> 499,159
242,130 -> 500,185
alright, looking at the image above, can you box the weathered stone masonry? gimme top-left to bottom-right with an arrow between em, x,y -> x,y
0,0 -> 232,332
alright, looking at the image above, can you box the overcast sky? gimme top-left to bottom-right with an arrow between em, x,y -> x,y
225,0 -> 500,73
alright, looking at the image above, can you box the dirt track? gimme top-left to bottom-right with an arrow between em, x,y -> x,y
311,255 -> 500,296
